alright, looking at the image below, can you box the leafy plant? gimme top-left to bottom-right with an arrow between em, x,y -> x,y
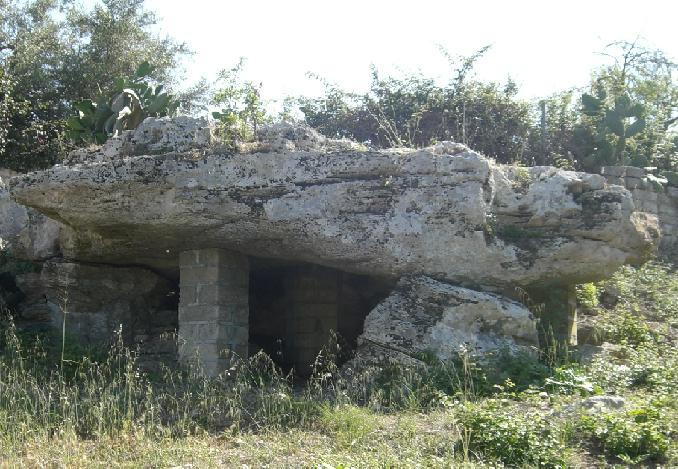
576,283 -> 599,308
544,367 -> 602,396
577,89 -> 646,169
0,0 -> 190,170
211,58 -> 269,148
455,400 -> 569,467
66,61 -> 180,144
318,405 -> 376,448
578,403 -> 672,464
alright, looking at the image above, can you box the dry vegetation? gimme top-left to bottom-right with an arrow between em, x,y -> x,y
1,261 -> 676,468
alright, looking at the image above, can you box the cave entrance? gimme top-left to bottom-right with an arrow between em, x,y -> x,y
248,258 -> 393,375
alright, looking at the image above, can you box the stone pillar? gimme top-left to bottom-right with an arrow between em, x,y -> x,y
178,248 -> 249,376
529,285 -> 578,347
285,266 -> 340,375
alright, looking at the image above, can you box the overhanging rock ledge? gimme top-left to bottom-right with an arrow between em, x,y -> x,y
6,118 -> 659,371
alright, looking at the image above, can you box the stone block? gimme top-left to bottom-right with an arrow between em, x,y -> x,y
179,250 -> 200,267
179,302 -> 248,323
196,283 -> 248,306
604,176 -> 624,186
179,284 -> 198,306
179,320 -> 248,344
178,321 -> 222,343
179,265 -> 220,286
178,304 -> 222,322
601,166 -> 625,177
632,189 -> 657,204
624,177 -> 642,190
178,248 -> 250,373
626,166 -> 645,178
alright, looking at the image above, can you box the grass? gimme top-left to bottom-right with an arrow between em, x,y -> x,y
0,260 -> 677,467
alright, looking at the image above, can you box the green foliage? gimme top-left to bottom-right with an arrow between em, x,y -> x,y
211,58 -> 269,148
578,402 -> 673,464
455,400 -> 569,468
576,89 -> 647,169
298,41 -> 677,172
300,47 -> 533,163
576,283 -> 599,308
66,61 -> 179,143
574,41 -> 678,171
544,366 -> 602,396
0,0 -> 189,170
601,261 -> 678,322
662,170 -> 678,186
597,308 -> 655,345
318,405 -> 376,448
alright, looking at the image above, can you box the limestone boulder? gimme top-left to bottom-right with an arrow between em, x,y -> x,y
0,177 -> 61,260
63,116 -> 212,165
9,119 -> 656,289
0,177 -> 28,250
355,276 -> 538,363
11,119 -> 657,287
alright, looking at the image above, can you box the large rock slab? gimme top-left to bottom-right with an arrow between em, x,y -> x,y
0,177 -> 61,259
0,177 -> 29,250
356,276 -> 539,362
9,120 -> 656,288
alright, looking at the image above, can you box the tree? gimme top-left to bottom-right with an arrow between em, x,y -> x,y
0,0 -> 190,171
299,47 -> 533,164
211,59 -> 270,148
572,41 -> 678,171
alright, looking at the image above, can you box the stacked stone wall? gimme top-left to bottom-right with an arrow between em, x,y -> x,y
178,248 -> 249,376
600,166 -> 678,259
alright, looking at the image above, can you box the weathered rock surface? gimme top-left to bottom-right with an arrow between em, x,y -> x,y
9,119 -> 657,289
356,276 -> 538,361
601,165 -> 678,261
3,119 -> 663,367
25,261 -> 178,345
0,177 -> 29,249
0,177 -> 61,259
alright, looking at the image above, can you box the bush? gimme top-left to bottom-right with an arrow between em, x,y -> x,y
596,308 -> 655,345
600,262 -> 678,322
576,283 -> 599,308
455,400 -> 568,468
578,403 -> 672,464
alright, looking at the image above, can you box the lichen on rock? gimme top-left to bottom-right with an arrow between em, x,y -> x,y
3,117 -> 662,365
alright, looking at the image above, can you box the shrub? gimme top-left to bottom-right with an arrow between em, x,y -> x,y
67,62 -> 179,144
596,308 -> 654,346
544,366 -> 602,396
599,262 -> 678,322
455,400 -> 569,468
578,403 -> 672,464
576,283 -> 599,308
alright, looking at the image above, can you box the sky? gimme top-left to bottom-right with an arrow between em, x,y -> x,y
143,0 -> 678,104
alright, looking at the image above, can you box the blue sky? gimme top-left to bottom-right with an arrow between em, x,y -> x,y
142,0 -> 677,104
